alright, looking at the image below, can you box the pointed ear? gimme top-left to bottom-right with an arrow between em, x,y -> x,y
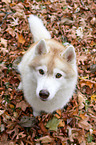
63,45 -> 76,63
35,39 -> 47,55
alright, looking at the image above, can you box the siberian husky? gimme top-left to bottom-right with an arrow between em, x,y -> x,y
18,15 -> 77,116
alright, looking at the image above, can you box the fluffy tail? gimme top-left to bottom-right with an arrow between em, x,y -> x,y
28,15 -> 51,42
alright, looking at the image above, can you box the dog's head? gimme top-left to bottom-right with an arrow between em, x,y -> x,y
29,39 -> 77,101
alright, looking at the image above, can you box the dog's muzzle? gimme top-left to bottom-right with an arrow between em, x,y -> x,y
39,90 -> 50,101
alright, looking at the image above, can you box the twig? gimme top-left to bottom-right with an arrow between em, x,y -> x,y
0,11 -> 12,27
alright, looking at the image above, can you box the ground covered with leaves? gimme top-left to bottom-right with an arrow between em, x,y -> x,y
0,0 -> 96,144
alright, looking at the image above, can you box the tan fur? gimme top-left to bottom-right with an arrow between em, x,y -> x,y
29,39 -> 75,77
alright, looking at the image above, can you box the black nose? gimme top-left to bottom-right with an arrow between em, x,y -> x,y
39,90 -> 50,101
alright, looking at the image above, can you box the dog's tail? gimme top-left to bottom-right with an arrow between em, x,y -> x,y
28,15 -> 51,42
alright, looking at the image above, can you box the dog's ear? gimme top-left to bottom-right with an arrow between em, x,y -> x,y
35,39 -> 47,55
63,45 -> 76,63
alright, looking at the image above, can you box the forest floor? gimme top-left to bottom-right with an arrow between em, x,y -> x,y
0,0 -> 96,144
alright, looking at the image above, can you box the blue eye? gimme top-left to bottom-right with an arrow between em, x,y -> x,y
39,69 -> 44,75
55,73 -> 62,78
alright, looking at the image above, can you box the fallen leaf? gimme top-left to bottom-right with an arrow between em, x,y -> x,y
0,38 -> 7,48
78,92 -> 86,109
11,17 -> 19,26
17,33 -> 26,44
54,109 -> 61,118
16,101 -> 28,111
76,27 -> 84,38
78,119 -> 92,130
6,27 -> 16,37
0,110 -> 5,116
79,113 -> 87,120
39,121 -> 48,133
58,119 -> 65,127
77,54 -> 87,64
9,104 -> 15,109
0,47 -> 8,55
16,132 -> 26,140
0,124 -> 5,132
90,64 -> 96,73
35,135 -> 53,143
79,77 -> 94,88
91,94 -> 96,101
19,116 -> 38,127
46,117 -> 60,131
90,17 -> 96,25
2,0 -> 11,4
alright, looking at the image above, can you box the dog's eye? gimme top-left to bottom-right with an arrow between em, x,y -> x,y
39,69 -> 45,75
55,73 -> 62,78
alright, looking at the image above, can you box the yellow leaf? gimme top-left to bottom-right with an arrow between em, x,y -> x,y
17,33 -> 25,44
91,94 -> 96,101
9,104 -> 14,109
79,76 -> 88,79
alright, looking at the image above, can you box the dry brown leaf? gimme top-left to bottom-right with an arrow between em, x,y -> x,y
2,0 -> 11,4
6,27 -> 16,37
16,132 -> 26,140
79,77 -> 95,88
0,38 -> 7,48
78,120 -> 92,130
77,54 -> 87,64
11,17 -> 19,26
35,135 -> 53,143
55,109 -> 61,118
0,47 -> 8,55
78,92 -> 86,109
16,101 -> 28,111
79,113 -> 87,120
39,121 -> 48,133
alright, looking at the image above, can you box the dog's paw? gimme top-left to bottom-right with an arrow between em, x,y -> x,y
18,82 -> 23,90
33,111 -> 40,117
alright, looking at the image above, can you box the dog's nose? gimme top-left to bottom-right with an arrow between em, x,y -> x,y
39,90 -> 50,101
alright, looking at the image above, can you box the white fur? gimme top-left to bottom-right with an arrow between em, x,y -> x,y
28,15 -> 51,42
18,15 -> 77,116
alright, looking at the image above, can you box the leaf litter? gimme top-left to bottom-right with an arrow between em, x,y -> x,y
0,0 -> 96,144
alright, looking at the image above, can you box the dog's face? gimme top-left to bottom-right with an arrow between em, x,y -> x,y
34,65 -> 67,101
29,39 -> 76,101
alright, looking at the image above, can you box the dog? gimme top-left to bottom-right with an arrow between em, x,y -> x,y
18,15 -> 77,116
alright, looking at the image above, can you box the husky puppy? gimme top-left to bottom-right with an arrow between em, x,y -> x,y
18,15 -> 77,116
